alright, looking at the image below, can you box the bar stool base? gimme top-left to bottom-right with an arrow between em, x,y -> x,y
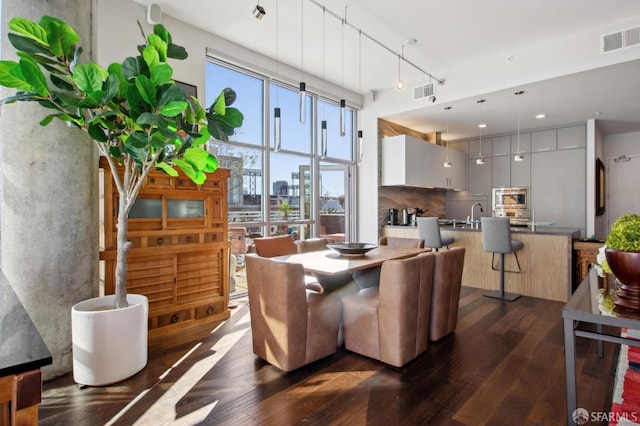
483,291 -> 521,302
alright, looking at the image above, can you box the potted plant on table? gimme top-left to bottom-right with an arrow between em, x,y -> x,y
601,214 -> 640,314
0,16 -> 243,385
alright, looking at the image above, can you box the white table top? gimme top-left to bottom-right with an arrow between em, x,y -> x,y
269,246 -> 427,276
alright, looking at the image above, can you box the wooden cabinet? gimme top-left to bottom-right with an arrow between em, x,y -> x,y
99,158 -> 231,339
381,135 -> 466,190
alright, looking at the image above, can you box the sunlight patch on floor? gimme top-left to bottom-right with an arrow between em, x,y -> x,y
104,310 -> 252,425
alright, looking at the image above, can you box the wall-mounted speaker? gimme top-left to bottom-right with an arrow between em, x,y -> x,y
146,3 -> 162,25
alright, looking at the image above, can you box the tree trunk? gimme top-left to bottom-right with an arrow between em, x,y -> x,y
114,198 -> 131,309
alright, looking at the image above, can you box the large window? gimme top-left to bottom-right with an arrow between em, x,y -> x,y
205,58 -> 357,295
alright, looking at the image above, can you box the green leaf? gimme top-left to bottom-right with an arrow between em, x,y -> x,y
159,101 -> 187,117
136,112 -> 169,128
142,45 -> 160,68
0,91 -> 39,106
40,16 -> 79,58
73,63 -> 106,93
222,88 -> 237,106
167,43 -> 188,60
155,161 -> 179,177
126,84 -> 146,119
109,145 -> 123,161
147,34 -> 167,62
121,57 -> 141,81
102,73 -> 120,103
134,74 -> 157,107
125,132 -> 149,149
193,127 -> 210,146
0,61 -> 33,91
88,123 -> 108,142
211,91 -> 226,116
183,147 -> 209,169
149,63 -> 172,86
49,74 -> 74,91
207,108 -> 244,140
153,24 -> 170,44
173,158 -> 204,184
16,51 -> 62,68
19,57 -> 50,97
203,154 -> 219,173
8,18 -> 49,47
7,33 -> 52,55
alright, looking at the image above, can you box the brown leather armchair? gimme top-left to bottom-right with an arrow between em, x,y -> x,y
429,247 -> 466,341
245,255 -> 342,372
378,236 -> 425,248
341,252 -> 435,367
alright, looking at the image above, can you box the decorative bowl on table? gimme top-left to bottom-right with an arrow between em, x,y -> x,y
326,243 -> 377,257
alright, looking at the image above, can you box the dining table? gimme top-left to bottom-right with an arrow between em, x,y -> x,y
269,245 -> 427,276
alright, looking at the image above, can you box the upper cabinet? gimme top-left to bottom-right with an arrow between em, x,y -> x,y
492,135 -> 511,156
381,135 -> 466,191
557,125 -> 586,150
531,129 -> 557,152
511,132 -> 531,154
468,137 -> 492,158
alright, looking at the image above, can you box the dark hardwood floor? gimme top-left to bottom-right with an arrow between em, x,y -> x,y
39,287 -> 619,425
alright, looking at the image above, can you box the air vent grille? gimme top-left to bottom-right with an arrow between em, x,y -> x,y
602,26 -> 640,53
413,83 -> 434,101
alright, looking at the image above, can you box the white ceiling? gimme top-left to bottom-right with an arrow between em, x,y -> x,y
136,0 -> 640,139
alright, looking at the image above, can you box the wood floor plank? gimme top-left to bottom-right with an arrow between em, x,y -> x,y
39,289 -> 620,425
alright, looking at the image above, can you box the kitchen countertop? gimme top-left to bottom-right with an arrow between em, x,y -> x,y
0,269 -> 52,376
384,224 -> 582,237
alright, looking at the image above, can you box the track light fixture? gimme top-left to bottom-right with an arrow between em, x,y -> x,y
253,1 -> 266,20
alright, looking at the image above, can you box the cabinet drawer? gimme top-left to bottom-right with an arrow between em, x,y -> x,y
145,175 -> 172,189
175,178 -> 197,190
195,301 -> 226,319
200,179 -> 223,192
157,308 -> 192,327
176,233 -> 200,245
204,232 -> 224,243
147,235 -> 175,247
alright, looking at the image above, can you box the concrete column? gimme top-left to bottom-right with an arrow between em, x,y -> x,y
0,0 -> 97,380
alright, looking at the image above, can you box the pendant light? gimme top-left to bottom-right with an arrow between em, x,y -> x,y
476,99 -> 486,165
396,46 -> 404,90
443,106 -> 452,168
339,16 -> 346,137
514,90 -> 525,162
273,0 -> 281,152
298,0 -> 306,124
320,6 -> 327,159
357,30 -> 364,164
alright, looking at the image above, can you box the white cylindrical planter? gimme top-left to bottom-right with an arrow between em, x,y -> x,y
72,294 -> 148,386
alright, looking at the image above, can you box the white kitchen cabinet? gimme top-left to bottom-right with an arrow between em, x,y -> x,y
492,135 -> 511,156
492,155 -> 510,188
381,135 -> 466,190
530,148 -> 585,231
467,156 -> 492,198
557,125 -> 586,150
468,137 -> 492,158
531,129 -> 556,152
511,132 -> 531,154
510,154 -> 531,188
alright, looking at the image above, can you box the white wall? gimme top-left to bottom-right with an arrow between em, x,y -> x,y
603,131 -> 640,232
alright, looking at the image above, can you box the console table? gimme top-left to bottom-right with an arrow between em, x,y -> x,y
562,269 -> 640,426
0,270 -> 52,425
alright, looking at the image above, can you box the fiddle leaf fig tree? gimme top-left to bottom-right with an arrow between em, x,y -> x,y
0,16 -> 243,309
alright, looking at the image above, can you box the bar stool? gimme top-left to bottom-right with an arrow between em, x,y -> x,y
480,217 -> 523,301
417,217 -> 454,252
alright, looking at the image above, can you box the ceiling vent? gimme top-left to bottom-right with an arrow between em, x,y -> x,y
602,26 -> 640,53
413,83 -> 434,101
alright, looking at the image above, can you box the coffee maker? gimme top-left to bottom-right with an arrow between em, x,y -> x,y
388,208 -> 398,225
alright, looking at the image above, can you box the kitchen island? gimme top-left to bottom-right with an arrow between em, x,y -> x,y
382,224 -> 581,302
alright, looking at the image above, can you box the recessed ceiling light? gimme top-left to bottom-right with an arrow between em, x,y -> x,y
478,123 -> 487,128
536,114 -> 546,119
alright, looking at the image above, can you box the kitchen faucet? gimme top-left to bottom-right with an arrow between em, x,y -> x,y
470,203 -> 484,229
